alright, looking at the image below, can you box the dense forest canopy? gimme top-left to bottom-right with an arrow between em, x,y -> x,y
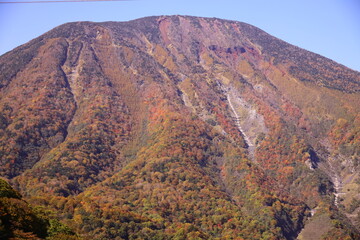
0,15 -> 359,239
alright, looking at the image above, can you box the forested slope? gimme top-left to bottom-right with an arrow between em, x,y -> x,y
0,15 -> 359,239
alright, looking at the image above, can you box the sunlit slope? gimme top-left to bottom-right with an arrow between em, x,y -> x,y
0,15 -> 359,239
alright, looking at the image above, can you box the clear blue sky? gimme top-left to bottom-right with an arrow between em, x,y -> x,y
0,0 -> 359,71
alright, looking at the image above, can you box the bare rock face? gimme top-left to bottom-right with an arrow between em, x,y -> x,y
0,15 -> 359,239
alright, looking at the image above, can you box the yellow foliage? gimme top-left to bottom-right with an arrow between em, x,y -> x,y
200,51 -> 214,66
237,60 -> 254,77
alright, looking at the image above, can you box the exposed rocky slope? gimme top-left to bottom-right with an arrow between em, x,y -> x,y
0,15 -> 359,239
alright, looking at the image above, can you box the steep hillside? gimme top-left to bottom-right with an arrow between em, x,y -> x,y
0,178 -> 78,239
0,15 -> 359,239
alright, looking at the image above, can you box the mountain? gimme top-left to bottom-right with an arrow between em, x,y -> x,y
0,15 -> 360,239
0,178 -> 78,239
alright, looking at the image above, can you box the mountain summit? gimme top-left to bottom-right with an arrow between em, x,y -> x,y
1,15 -> 359,239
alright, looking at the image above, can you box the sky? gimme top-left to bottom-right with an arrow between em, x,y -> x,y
0,0 -> 359,71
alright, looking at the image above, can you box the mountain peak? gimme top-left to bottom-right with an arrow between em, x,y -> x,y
1,16 -> 359,239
